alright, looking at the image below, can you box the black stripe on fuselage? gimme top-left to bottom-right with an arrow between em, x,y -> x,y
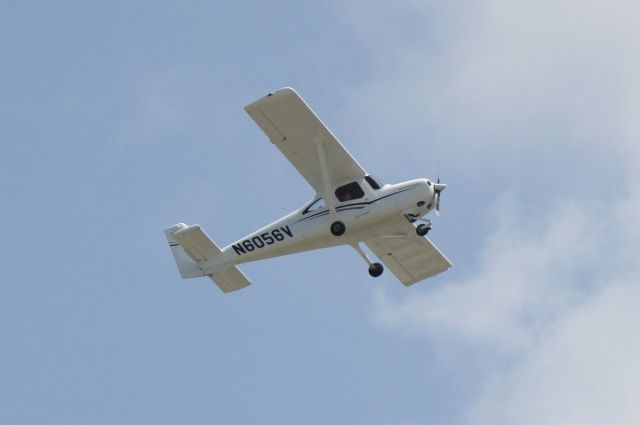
295,186 -> 417,223
296,205 -> 366,222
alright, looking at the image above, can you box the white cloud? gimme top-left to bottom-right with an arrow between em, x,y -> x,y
340,0 -> 640,170
373,195 -> 603,350
342,0 -> 640,423
469,278 -> 640,425
373,188 -> 640,423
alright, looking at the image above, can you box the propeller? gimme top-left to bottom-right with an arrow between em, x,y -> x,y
433,173 -> 447,216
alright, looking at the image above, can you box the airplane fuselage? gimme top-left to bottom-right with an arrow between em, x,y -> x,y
166,87 -> 452,292
199,178 -> 436,274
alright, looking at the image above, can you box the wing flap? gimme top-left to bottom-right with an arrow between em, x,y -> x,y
365,218 -> 452,286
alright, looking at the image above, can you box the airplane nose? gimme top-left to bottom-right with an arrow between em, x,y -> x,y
420,179 -> 435,204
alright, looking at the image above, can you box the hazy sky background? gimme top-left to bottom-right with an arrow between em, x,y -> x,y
2,1 -> 639,424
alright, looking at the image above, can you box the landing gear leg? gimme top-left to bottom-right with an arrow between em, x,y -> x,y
351,243 -> 384,278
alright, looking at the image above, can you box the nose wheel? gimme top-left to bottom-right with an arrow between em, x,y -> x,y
416,223 -> 431,236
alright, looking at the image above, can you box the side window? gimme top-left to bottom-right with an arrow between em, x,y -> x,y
335,182 -> 365,202
303,197 -> 325,214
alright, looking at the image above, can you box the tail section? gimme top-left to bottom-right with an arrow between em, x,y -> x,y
165,224 -> 207,278
209,267 -> 252,293
164,223 -> 251,293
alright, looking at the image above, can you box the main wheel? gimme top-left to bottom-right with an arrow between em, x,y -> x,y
368,262 -> 384,277
416,223 -> 430,236
330,220 -> 346,236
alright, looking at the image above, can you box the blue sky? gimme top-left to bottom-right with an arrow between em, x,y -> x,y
2,1 -> 640,424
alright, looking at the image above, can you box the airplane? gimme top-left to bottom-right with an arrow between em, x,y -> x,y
165,87 -> 452,293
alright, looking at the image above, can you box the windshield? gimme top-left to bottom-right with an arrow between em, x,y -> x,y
302,197 -> 325,214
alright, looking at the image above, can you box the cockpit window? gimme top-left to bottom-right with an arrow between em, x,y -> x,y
335,182 -> 365,202
365,175 -> 382,190
302,197 -> 325,214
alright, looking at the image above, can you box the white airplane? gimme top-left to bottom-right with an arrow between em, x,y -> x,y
165,88 -> 452,293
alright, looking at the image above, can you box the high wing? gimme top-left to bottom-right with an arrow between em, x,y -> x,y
245,88 -> 366,193
365,217 -> 453,286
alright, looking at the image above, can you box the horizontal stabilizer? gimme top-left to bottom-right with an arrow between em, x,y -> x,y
165,224 -> 206,278
171,224 -> 220,262
165,223 -> 252,293
210,267 -> 252,293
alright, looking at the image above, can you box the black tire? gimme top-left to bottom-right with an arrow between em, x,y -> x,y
416,223 -> 430,236
368,262 -> 384,277
330,220 -> 346,236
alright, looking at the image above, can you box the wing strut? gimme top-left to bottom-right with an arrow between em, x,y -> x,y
314,135 -> 338,222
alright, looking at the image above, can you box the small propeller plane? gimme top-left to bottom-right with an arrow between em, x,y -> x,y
165,88 -> 452,293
